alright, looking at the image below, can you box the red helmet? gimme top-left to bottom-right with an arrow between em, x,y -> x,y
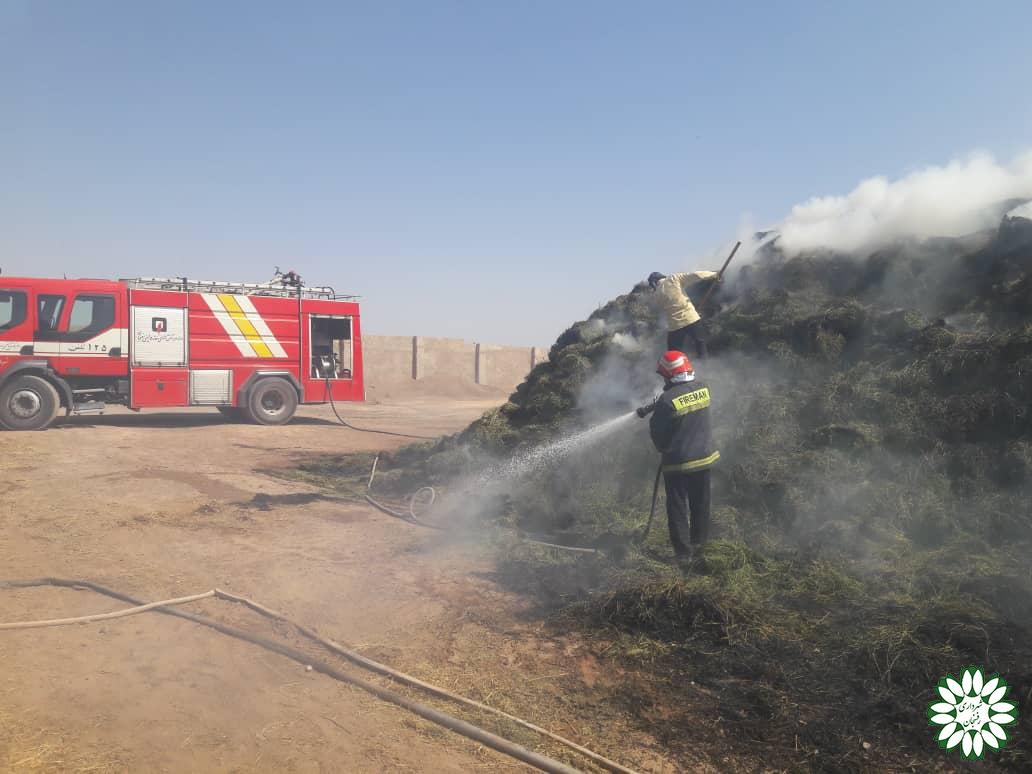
656,350 -> 693,379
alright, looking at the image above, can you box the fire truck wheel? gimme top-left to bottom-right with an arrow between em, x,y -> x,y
244,378 -> 298,425
216,406 -> 244,421
0,375 -> 61,431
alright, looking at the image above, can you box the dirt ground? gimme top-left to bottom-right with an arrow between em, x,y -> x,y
0,399 -> 688,773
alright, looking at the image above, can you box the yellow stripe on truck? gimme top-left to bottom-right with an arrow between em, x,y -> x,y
217,294 -> 275,358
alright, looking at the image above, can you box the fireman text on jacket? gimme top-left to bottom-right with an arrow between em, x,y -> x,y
671,387 -> 711,415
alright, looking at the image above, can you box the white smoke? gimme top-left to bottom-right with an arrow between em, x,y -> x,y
772,150 -> 1032,256
580,318 -> 608,340
611,332 -> 645,353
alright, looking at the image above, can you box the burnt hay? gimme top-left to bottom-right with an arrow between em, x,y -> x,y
314,215 -> 1032,769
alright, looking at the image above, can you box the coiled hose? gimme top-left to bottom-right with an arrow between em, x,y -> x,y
323,380 -> 664,552
363,456 -> 665,555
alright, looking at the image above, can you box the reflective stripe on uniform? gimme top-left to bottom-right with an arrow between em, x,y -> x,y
662,450 -> 721,473
671,387 -> 710,416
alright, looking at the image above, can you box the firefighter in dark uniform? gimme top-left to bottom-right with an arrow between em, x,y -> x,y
647,351 -> 720,560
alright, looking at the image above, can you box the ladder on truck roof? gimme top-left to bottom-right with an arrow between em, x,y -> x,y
121,277 -> 358,300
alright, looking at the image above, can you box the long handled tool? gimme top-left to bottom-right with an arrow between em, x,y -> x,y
698,240 -> 741,308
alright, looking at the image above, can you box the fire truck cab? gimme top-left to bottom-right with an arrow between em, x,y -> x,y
0,275 -> 364,430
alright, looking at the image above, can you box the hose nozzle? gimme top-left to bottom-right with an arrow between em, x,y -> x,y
636,398 -> 659,418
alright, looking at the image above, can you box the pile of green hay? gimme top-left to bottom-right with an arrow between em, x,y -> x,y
301,215 -> 1032,770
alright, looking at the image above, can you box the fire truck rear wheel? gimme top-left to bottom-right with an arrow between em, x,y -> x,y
244,378 -> 298,426
0,375 -> 60,431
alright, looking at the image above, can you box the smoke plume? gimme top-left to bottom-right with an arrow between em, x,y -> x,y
770,150 -> 1032,256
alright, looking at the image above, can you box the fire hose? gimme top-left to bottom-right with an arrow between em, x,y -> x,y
363,454 -> 665,555
0,578 -> 641,774
323,377 -> 437,440
635,401 -> 664,545
643,461 -> 662,543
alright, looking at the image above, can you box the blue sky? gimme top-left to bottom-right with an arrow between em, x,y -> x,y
2,2 -> 1030,345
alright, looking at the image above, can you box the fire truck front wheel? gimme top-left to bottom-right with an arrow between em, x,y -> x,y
244,378 -> 298,426
0,375 -> 61,431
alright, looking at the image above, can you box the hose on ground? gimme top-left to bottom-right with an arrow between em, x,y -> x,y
363,454 -> 444,529
364,456 -> 666,556
0,590 -> 215,629
0,578 -> 587,774
365,456 -> 598,552
0,584 -> 636,771
516,464 -> 660,555
364,490 -> 444,530
324,377 -> 436,440
214,588 -> 639,774
515,537 -> 601,555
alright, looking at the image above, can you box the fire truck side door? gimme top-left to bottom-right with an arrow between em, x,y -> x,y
59,293 -> 125,376
33,293 -> 66,366
28,291 -> 127,378
0,286 -> 33,357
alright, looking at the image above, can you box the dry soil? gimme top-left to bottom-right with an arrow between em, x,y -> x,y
0,400 -> 687,774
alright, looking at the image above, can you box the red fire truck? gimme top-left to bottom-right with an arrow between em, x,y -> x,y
0,273 -> 364,431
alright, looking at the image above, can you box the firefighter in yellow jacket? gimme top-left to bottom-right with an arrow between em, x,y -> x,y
647,270 -> 719,357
